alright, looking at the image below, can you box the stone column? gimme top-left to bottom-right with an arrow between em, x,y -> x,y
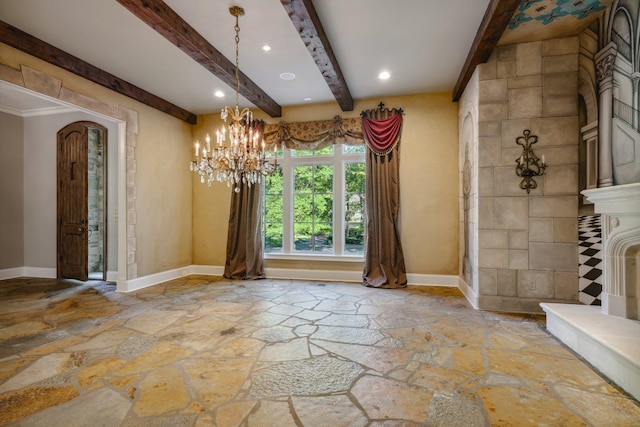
595,43 -> 617,188
631,72 -> 640,129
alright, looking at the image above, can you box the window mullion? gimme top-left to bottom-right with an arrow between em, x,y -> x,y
334,149 -> 344,255
282,150 -> 293,254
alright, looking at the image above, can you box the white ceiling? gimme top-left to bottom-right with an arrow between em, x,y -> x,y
0,0 -> 491,116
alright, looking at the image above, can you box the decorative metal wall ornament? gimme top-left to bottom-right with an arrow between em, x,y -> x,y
515,129 -> 546,193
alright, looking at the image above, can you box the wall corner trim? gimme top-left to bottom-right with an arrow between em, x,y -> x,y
457,276 -> 479,309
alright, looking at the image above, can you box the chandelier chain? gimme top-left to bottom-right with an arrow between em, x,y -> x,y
234,16 -> 240,106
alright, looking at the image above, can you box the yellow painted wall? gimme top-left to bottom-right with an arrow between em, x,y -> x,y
193,93 -> 460,276
3,43 -> 459,279
191,114 -> 233,266
1,43 -> 193,278
135,110 -> 193,276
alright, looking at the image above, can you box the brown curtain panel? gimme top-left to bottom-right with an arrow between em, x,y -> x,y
223,181 -> 266,280
361,105 -> 407,288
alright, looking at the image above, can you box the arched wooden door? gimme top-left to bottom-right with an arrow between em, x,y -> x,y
57,121 -> 107,281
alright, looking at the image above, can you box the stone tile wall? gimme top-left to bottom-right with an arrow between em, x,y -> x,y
88,127 -> 104,274
474,37 -> 580,313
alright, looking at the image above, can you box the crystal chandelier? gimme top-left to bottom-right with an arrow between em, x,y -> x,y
190,5 -> 277,192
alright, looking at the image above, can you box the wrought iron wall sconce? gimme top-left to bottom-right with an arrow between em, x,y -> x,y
515,129 -> 546,193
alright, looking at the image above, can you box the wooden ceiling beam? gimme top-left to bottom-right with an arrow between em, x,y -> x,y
116,0 -> 281,118
0,20 -> 197,124
281,0 -> 353,111
452,0 -> 521,102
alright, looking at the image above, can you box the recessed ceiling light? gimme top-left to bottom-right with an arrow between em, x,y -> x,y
304,97 -> 312,101
262,45 -> 271,52
280,72 -> 296,81
378,71 -> 390,80
214,90 -> 225,98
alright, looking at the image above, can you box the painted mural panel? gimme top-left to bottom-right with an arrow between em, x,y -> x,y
609,0 -> 640,184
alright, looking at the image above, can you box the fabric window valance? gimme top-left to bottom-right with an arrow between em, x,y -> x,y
362,114 -> 403,155
262,115 -> 364,150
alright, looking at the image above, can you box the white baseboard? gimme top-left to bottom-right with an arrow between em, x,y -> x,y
24,267 -> 56,278
117,265 -> 460,292
0,267 -> 121,282
2,264 -> 461,293
117,266 -> 190,292
116,265 -> 226,292
457,276 -> 479,309
407,273 -> 458,287
188,265 -> 226,276
0,267 -> 57,280
0,267 -> 25,280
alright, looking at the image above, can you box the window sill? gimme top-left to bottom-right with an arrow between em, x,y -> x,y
264,253 -> 364,263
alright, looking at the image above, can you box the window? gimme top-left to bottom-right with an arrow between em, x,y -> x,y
263,144 -> 365,258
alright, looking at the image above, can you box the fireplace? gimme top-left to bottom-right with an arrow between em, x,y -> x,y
583,182 -> 640,320
540,182 -> 640,401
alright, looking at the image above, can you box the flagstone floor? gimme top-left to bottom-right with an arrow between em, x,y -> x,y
1,276 -> 639,426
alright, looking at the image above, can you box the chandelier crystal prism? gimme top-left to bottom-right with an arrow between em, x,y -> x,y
190,5 -> 277,192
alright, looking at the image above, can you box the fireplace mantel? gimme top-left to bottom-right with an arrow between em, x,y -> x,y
582,182 -> 640,214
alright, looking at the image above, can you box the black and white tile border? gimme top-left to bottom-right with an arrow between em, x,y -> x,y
578,215 -> 602,306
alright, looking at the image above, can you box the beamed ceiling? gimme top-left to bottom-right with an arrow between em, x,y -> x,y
0,0 -> 612,123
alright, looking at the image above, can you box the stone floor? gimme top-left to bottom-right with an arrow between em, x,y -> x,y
1,276 -> 639,426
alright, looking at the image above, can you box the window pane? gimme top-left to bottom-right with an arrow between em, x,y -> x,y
265,166 -> 283,195
294,222 -> 312,251
265,195 -> 283,223
293,146 -> 334,156
343,144 -> 366,154
345,223 -> 364,253
294,193 -> 313,222
264,223 -> 283,253
263,166 -> 283,254
345,163 -> 365,193
344,194 -> 364,222
314,165 -> 333,193
345,162 -> 365,254
294,165 -> 313,193
316,193 -> 333,222
313,223 -> 333,252
293,164 -> 334,253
